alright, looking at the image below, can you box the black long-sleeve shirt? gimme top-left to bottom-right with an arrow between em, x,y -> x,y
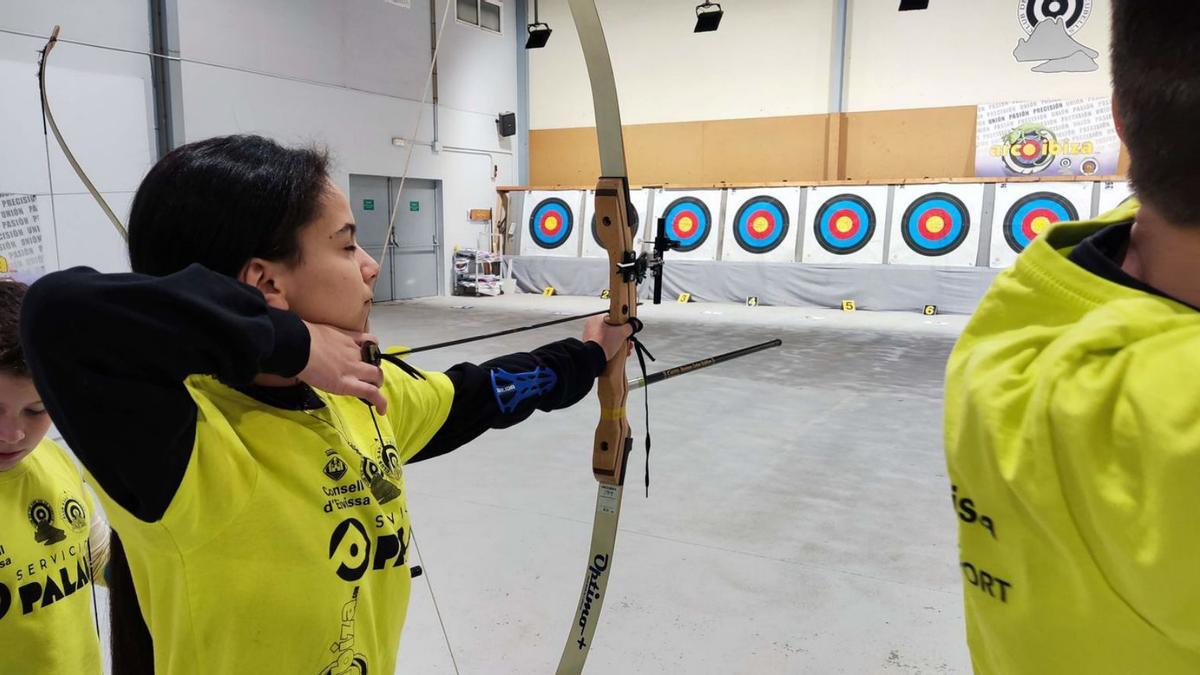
21,264 -> 606,522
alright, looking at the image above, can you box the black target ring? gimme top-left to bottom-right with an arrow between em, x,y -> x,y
1019,0 -> 1091,35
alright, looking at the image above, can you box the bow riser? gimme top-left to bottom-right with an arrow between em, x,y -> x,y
592,177 -> 636,485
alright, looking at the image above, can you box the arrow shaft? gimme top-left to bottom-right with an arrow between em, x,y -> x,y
399,307 -> 613,355
628,339 -> 783,390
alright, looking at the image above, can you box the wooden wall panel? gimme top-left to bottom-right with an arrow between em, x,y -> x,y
530,106 -> 1128,186
840,106 -> 977,180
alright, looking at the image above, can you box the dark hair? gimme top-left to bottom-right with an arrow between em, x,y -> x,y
128,134 -> 330,277
0,281 -> 29,377
111,135 -> 330,670
1111,1 -> 1200,223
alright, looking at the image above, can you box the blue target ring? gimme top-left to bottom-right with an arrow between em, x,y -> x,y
814,194 -> 876,255
732,196 -> 789,254
662,197 -> 712,252
901,192 -> 970,257
528,198 -> 574,249
1004,192 -> 1077,253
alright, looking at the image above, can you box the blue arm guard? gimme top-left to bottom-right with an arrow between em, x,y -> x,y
489,366 -> 558,414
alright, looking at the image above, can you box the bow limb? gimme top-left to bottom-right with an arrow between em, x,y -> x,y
557,1 -> 636,672
37,25 -> 129,242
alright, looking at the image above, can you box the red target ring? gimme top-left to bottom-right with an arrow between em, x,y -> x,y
917,208 -> 955,240
826,209 -> 862,240
743,209 -> 777,240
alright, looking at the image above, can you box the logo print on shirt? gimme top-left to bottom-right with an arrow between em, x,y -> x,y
380,443 -> 400,479
28,499 -> 65,546
318,586 -> 369,675
361,457 -> 401,505
61,496 -> 87,533
324,455 -> 348,482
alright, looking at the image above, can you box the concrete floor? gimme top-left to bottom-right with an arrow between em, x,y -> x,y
376,295 -> 972,674
89,294 -> 972,674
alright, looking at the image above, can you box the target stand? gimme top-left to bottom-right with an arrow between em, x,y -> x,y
521,190 -> 584,257
721,187 -> 800,262
989,182 -> 1091,267
582,189 -> 649,258
802,186 -> 889,264
888,183 -> 984,267
652,189 -> 722,261
1097,181 -> 1135,217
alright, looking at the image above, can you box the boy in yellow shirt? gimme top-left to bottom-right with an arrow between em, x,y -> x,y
945,2 -> 1200,672
0,280 -> 109,674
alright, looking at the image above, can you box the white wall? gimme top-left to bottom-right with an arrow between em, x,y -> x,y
528,0 -> 836,128
1,0 -> 519,286
529,0 -> 1116,128
844,0 -> 1113,111
175,0 -> 519,289
0,1 -> 156,273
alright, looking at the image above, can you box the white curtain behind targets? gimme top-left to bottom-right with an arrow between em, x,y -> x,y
720,187 -> 801,263
888,183 -> 986,267
520,190 -> 585,257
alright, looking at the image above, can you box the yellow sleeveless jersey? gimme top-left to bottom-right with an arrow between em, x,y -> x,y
92,367 -> 454,673
0,438 -> 102,674
946,198 -> 1200,673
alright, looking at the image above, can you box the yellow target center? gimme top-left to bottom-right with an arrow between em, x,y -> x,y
678,216 -> 695,234
1022,143 -> 1038,158
926,216 -> 946,234
835,216 -> 854,233
752,216 -> 770,233
544,216 -> 559,232
1030,216 -> 1051,234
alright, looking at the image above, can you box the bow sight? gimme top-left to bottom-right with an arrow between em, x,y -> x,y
616,215 -> 680,305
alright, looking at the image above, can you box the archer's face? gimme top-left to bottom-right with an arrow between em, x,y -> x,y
274,183 -> 381,332
0,373 -> 52,471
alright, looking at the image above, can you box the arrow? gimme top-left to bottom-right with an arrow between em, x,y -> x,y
627,339 -> 782,391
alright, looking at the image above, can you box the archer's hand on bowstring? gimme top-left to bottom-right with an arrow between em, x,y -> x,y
581,315 -> 635,362
298,321 -> 387,413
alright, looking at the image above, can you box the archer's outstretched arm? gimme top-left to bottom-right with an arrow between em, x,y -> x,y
407,338 -> 607,463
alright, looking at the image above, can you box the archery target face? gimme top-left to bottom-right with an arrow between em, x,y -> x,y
802,186 -> 888,264
721,187 -> 800,262
529,199 -> 573,249
889,184 -> 984,267
521,190 -> 583,257
581,189 -> 649,259
1019,0 -> 1092,35
989,182 -> 1090,268
651,190 -> 721,260
663,198 -> 711,251
1097,181 -> 1135,216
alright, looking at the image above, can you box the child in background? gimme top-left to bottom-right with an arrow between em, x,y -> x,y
0,280 -> 109,674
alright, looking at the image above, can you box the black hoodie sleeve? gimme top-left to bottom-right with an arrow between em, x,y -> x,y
20,265 -> 310,521
410,338 -> 608,462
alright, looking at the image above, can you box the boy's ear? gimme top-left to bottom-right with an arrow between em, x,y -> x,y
239,258 -> 289,311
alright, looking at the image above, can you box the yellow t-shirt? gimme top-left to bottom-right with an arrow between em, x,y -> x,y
946,198 -> 1200,673
91,365 -> 454,673
0,438 -> 102,674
